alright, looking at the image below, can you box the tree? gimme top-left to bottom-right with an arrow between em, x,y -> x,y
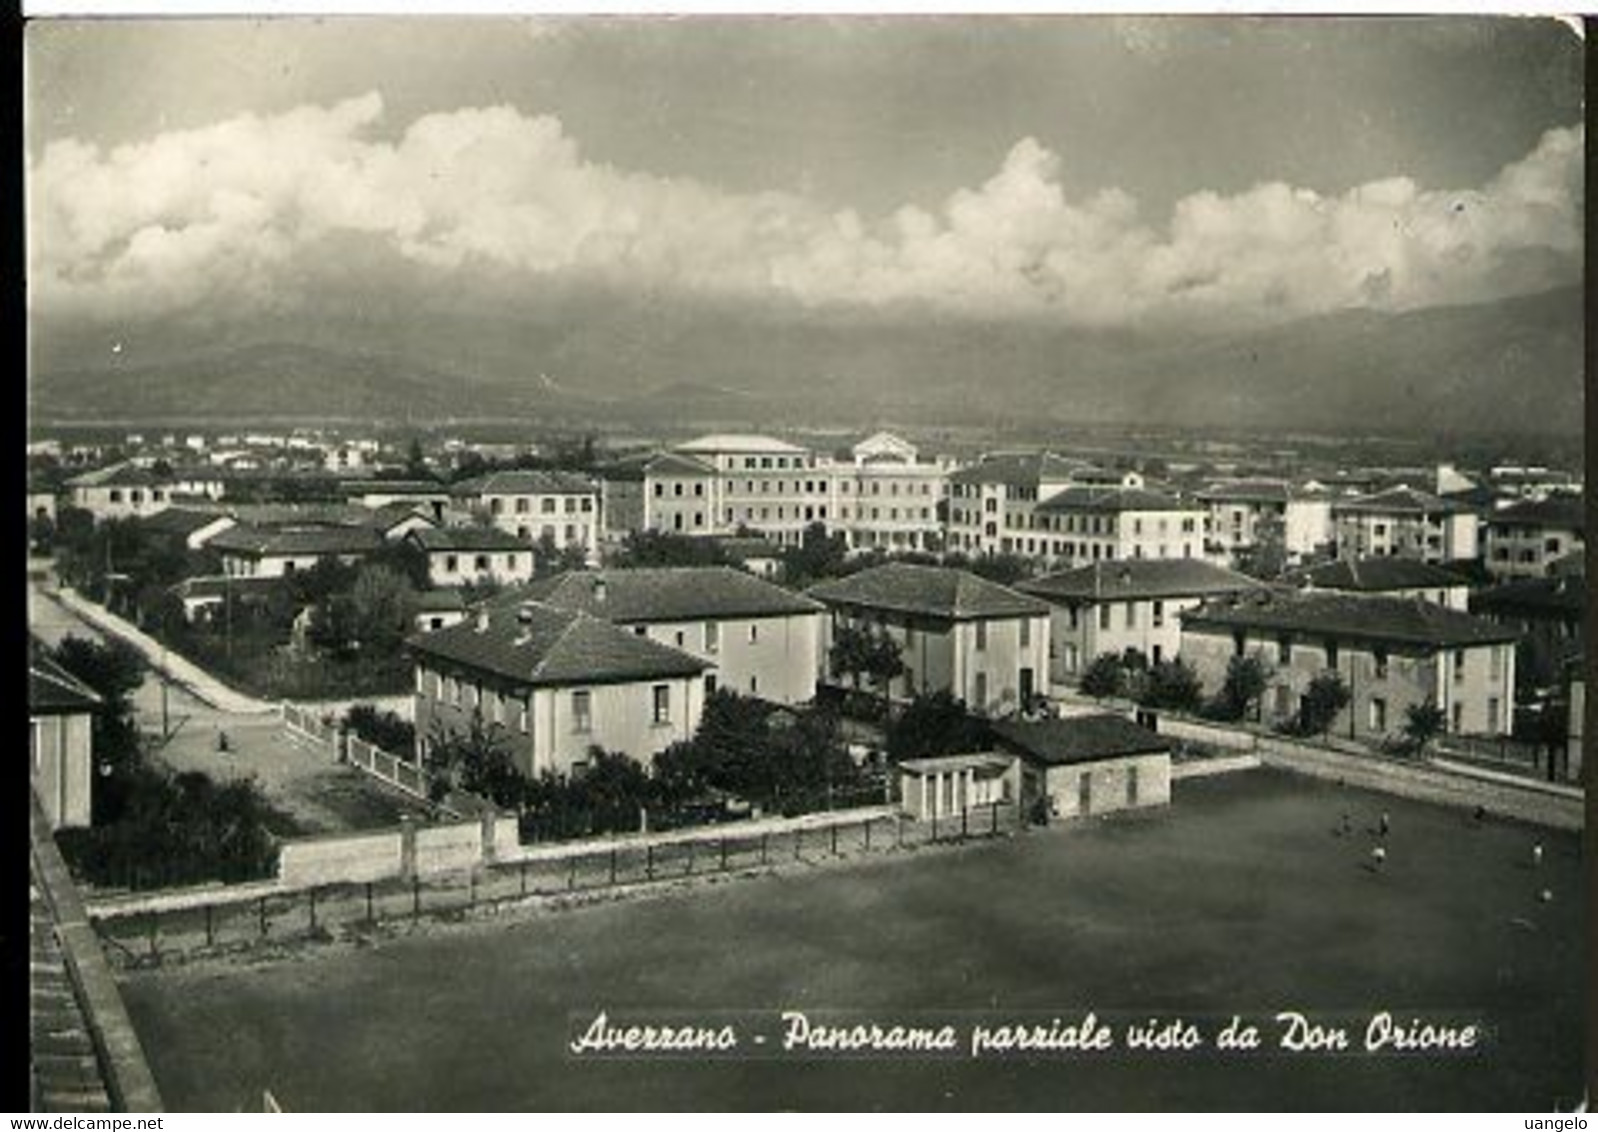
781,522 -> 850,588
1401,702 -> 1446,756
344,704 -> 416,754
424,712 -> 522,807
828,621 -> 905,713
1138,658 -> 1203,713
404,437 -> 429,478
885,691 -> 990,763
367,539 -> 432,592
1210,654 -> 1271,722
1294,671 -> 1352,737
610,530 -> 729,569
348,564 -> 414,654
47,636 -> 148,822
1079,652 -> 1127,699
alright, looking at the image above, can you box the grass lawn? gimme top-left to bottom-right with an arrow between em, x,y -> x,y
118,769 -> 1585,1112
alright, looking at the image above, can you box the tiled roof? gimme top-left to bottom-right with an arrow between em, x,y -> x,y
30,652 -> 103,715
1488,495 -> 1585,531
469,470 -> 599,496
171,575 -> 285,600
1470,576 -> 1586,620
990,714 -> 1170,766
1182,591 -> 1520,648
1019,559 -> 1266,603
947,452 -> 1094,488
1331,485 -> 1469,516
342,479 -> 447,496
66,462 -> 164,488
209,523 -> 384,557
137,507 -> 232,537
710,536 -> 783,562
1196,479 -> 1291,504
1291,557 -> 1470,593
408,527 -> 527,553
407,601 -> 711,687
644,452 -> 717,477
497,566 -> 822,623
411,588 -> 469,612
807,563 -> 1048,620
677,434 -> 808,455
1035,484 -> 1196,514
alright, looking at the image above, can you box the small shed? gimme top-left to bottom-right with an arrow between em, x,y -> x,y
897,752 -> 1018,821
990,713 -> 1172,821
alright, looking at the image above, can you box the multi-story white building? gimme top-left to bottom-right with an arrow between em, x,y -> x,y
407,527 -> 535,589
833,432 -> 951,553
675,434 -> 835,549
640,452 -> 717,536
65,463 -> 177,521
945,452 -> 1100,557
1182,591 -> 1519,740
1482,495 -> 1584,581
506,566 -> 825,705
1331,486 -> 1478,563
808,563 -> 1052,717
1196,479 -> 1334,567
1018,558 -> 1266,683
456,470 -> 602,562
1029,485 -> 1207,565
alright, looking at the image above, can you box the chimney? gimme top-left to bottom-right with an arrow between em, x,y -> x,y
592,575 -> 607,604
474,607 -> 490,632
517,602 -> 537,626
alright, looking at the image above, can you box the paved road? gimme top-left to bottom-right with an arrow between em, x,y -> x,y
30,573 -> 428,835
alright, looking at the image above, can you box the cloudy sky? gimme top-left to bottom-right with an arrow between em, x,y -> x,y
26,16 -> 1585,339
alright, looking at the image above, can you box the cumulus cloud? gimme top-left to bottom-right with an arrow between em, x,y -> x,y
27,92 -> 1583,328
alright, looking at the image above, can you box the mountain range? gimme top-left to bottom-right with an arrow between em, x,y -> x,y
27,285 -> 1582,438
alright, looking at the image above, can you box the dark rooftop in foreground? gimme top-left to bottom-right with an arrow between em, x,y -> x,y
408,601 -> 710,687
990,713 -> 1171,766
1182,591 -> 1520,648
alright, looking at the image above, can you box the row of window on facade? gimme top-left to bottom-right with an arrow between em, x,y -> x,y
418,669 -> 676,730
838,612 -> 1029,651
1229,632 -> 1508,682
487,496 -> 595,515
98,488 -> 167,504
442,553 -> 520,572
627,620 -> 760,651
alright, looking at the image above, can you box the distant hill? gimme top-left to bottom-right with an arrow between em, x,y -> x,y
28,286 -> 1582,437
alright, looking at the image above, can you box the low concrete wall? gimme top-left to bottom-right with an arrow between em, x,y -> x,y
1157,716 -> 1261,752
1173,753 -> 1262,780
30,796 -> 164,1113
1258,739 -> 1584,831
278,828 -> 406,888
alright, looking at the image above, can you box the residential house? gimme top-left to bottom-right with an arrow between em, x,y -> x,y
1331,486 -> 1478,563
343,480 -> 452,522
408,601 -> 711,777
1030,485 -> 1207,565
945,452 -> 1096,557
641,451 -> 718,536
406,527 -> 534,589
1181,591 -> 1519,741
504,566 -> 824,704
711,535 -> 784,580
1018,559 -> 1267,682
209,522 -> 384,578
808,563 -> 1051,717
1290,557 -> 1472,611
65,463 -> 177,521
1470,572 -> 1585,691
30,648 -> 101,829
456,470 -> 602,562
137,506 -> 238,551
168,575 -> 283,624
411,588 -> 469,634
1196,479 -> 1333,567
1482,495 -> 1584,581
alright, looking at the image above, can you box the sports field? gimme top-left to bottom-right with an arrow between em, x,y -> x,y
119,769 -> 1585,1111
